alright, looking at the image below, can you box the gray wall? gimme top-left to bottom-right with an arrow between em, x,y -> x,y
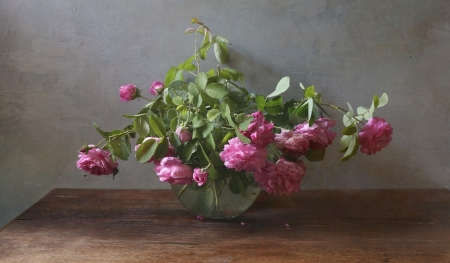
1,0 -> 449,227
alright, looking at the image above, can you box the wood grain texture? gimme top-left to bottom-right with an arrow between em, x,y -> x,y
1,189 -> 449,262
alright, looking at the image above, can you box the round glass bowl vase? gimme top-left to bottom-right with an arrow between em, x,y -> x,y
171,179 -> 261,219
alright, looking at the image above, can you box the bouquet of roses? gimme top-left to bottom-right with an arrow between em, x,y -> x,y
76,18 -> 393,198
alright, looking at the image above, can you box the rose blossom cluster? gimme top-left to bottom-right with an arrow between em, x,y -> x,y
78,81 -> 393,196
76,146 -> 118,176
358,117 -> 393,155
133,129 -> 207,186
219,111 -> 309,195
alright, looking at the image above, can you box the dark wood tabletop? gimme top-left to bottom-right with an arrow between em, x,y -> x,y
1,188 -> 449,262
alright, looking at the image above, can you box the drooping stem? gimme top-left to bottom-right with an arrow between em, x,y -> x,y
320,102 -> 365,124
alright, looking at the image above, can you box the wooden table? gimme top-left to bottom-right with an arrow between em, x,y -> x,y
1,189 -> 449,262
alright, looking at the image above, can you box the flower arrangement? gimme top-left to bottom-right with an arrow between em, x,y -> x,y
77,19 -> 393,205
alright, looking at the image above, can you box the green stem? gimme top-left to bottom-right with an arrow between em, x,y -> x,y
177,184 -> 189,199
320,102 -> 365,124
213,180 -> 219,210
139,95 -> 153,102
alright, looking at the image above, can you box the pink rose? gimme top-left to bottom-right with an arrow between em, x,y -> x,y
154,157 -> 193,185
119,84 -> 139,102
176,127 -> 192,143
135,137 -> 175,164
358,117 -> 393,155
254,158 -> 306,195
242,111 -> 275,146
76,147 -> 118,175
219,137 -> 268,172
274,129 -> 310,158
193,168 -> 208,186
294,117 -> 337,149
149,81 -> 164,95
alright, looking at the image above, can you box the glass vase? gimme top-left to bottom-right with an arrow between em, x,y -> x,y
171,176 -> 261,219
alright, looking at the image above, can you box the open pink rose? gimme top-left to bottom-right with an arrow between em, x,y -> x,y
274,129 -> 310,158
294,117 -> 337,149
135,137 -> 175,164
254,158 -> 306,195
358,117 -> 393,155
219,137 -> 268,172
149,81 -> 164,95
154,157 -> 193,185
193,168 -> 208,186
176,127 -> 192,143
76,147 -> 118,175
242,111 -> 275,146
119,84 -> 139,102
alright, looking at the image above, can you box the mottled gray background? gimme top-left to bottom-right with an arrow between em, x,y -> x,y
1,0 -> 449,228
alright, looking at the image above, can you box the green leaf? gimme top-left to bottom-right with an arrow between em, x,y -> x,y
201,91 -> 219,106
235,128 -> 251,143
265,96 -> 283,115
136,139 -> 158,163
341,135 -> 359,161
169,117 -> 178,132
228,91 -> 247,108
378,93 -> 388,108
343,112 -> 354,127
304,85 -> 316,98
167,109 -> 178,119
307,98 -> 314,122
205,133 -> 216,151
212,35 -> 230,44
179,55 -> 197,71
122,113 -> 146,118
93,122 -> 108,139
164,67 -> 178,86
175,70 -> 184,81
205,83 -> 229,99
199,43 -> 212,60
289,112 -> 304,126
255,95 -> 266,111
188,82 -> 199,96
235,113 -> 250,124
169,132 -> 181,148
193,95 -> 203,108
373,95 -> 379,108
342,125 -> 357,135
153,137 -> 169,161
172,96 -> 184,106
200,122 -> 214,137
149,114 -> 166,137
207,109 -> 221,122
182,139 -> 198,162
134,116 -> 150,137
192,115 -> 206,128
357,106 -> 372,120
238,118 -> 253,131
305,148 -> 326,162
221,104 -> 236,127
206,168 -> 220,180
209,151 -> 223,167
195,72 -> 208,90
214,42 -> 228,64
267,76 -> 290,98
